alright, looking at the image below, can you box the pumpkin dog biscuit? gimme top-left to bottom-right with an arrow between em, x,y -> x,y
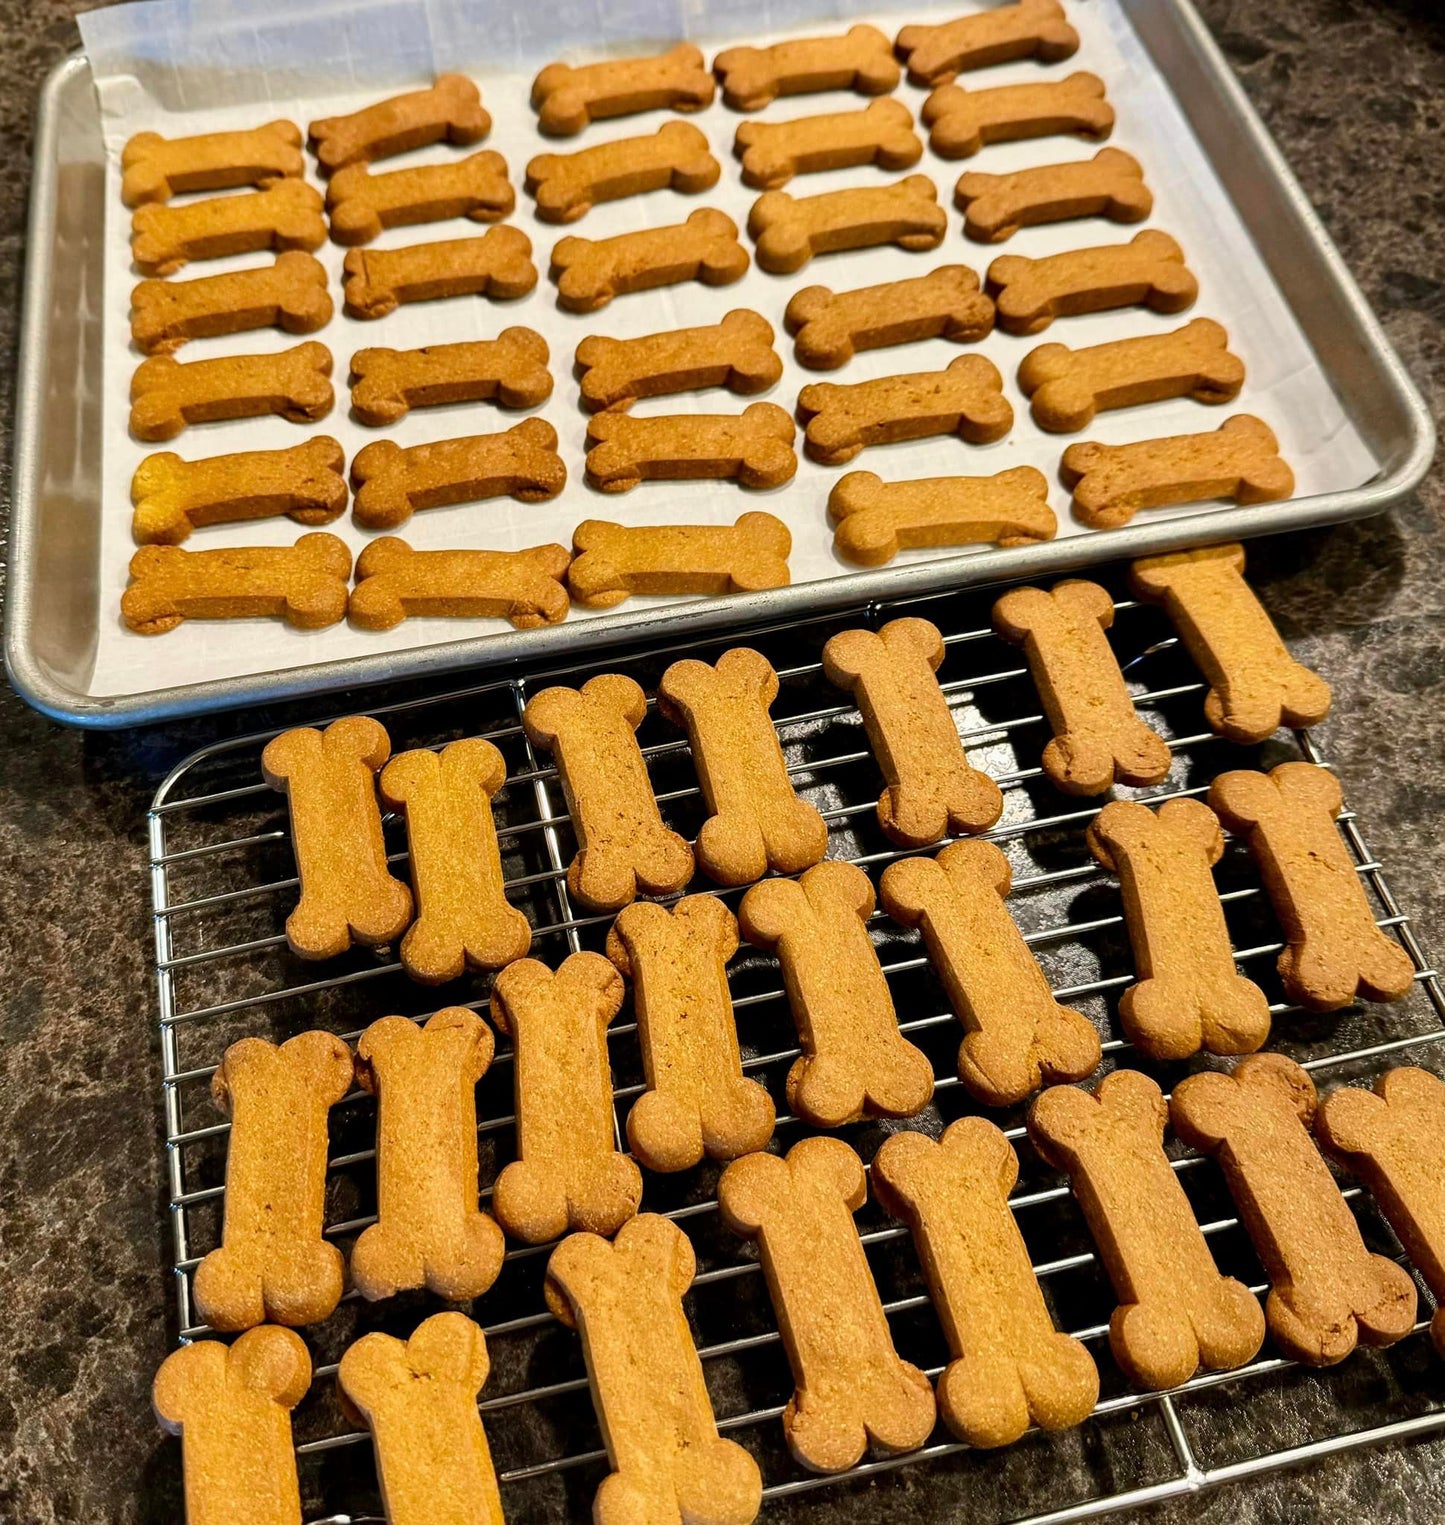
349,328 -> 552,426
122,119 -> 304,207
568,514 -> 791,605
748,174 -> 946,275
714,24 -> 900,111
576,309 -> 782,412
532,43 -> 715,135
309,74 -> 491,174
924,71 -> 1114,158
897,0 -> 1080,87
873,1119 -> 1098,1447
130,341 -> 333,442
550,207 -> 749,314
719,1137 -> 937,1472
526,120 -> 719,223
1172,1054 -> 1418,1365
130,251 -> 331,355
342,225 -> 538,319
131,178 -> 326,276
583,408 -> 797,494
956,147 -> 1151,243
735,98 -> 921,190
350,540 -> 571,632
325,150 -> 514,245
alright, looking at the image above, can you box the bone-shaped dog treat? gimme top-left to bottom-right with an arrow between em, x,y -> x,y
526,120 -> 720,223
582,407 -> 798,496
523,674 -> 694,912
261,714 -> 413,960
719,1137 -> 937,1471
748,173 -> 946,274
351,1008 -> 506,1300
714,24 -> 900,111
153,1327 -> 310,1525
784,264 -> 995,371
1021,317 -> 1246,433
739,861 -> 934,1127
545,1214 -> 763,1525
342,224 -> 538,319
131,437 -> 347,545
1129,543 -> 1331,744
122,120 -> 304,207
798,353 -> 1012,465
350,539 -> 572,632
1088,799 -> 1271,1060
576,308 -> 782,412
1172,1053 -> 1418,1365
992,579 -> 1172,795
1317,1067 -> 1445,1359
829,465 -> 1056,565
338,1314 -> 504,1525
130,250 -> 332,355
897,0 -> 1080,87
956,147 -> 1151,243
532,42 -> 715,136
491,953 -> 643,1243
551,206 -> 749,314
923,70 -> 1114,158
380,739 -> 532,985
1208,762 -> 1415,1011
130,341 -> 334,442
325,149 -> 514,245
131,178 -> 327,277
1063,415 -> 1295,529
349,327 -> 551,426
1031,1075 -> 1264,1392
734,98 -> 922,190
657,646 -> 828,885
568,511 -> 793,606
309,74 -> 491,175
607,897 -> 776,1172
872,1119 -> 1099,1447
122,531 -> 352,636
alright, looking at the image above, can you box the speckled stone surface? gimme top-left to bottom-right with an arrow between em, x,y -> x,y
0,1 -> 1441,1521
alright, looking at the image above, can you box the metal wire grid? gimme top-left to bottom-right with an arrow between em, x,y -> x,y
147,570 -> 1445,1525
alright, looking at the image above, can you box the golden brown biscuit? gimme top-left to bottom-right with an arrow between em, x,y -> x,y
130,250 -> 332,355
130,178 -> 324,277
309,74 -> 491,174
122,120 -> 304,207
956,147 -> 1151,243
342,224 -> 538,318
130,341 -> 333,442
748,173 -> 946,275
349,327 -> 551,426
739,861 -> 934,1127
735,98 -> 922,190
719,1137 -> 937,1471
568,511 -> 792,605
532,43 -> 715,135
576,309 -> 781,412
325,150 -> 514,245
350,539 -> 571,632
525,120 -> 720,223
714,24 -> 900,111
897,0 -> 1080,86
583,406 -> 797,495
923,71 -> 1114,157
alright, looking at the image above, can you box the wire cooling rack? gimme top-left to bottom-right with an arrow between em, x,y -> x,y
148,565 -> 1445,1525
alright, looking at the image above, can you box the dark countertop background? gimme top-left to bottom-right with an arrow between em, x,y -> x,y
0,0 -> 1441,1520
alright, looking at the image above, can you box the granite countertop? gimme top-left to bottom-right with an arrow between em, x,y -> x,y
0,0 -> 1442,1520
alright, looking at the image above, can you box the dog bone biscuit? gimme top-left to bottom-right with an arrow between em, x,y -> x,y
131,437 -> 347,545
532,42 -> 715,136
1172,1054 -> 1417,1365
829,465 -> 1056,565
523,674 -> 694,912
1130,544 -> 1331,744
607,896 -> 776,1172
130,341 -> 333,442
338,1314 -> 503,1525
131,250 -> 332,354
714,24 -> 900,111
491,953 -> 643,1243
1087,799 -> 1271,1060
923,71 -> 1114,158
735,98 -> 922,190
349,327 -> 551,426
784,265 -> 994,371
1027,1069 -> 1266,1390
122,120 -> 304,207
993,579 -> 1172,794
352,1009 -> 505,1300
325,150 -> 514,245
1208,762 -> 1414,1010
1063,414 -> 1295,529
551,206 -> 749,314
798,353 -> 1012,465
153,1327 -> 310,1525
748,173 -> 946,275
351,539 -> 571,632
577,308 -> 782,412
658,647 -> 828,884
1317,1067 -> 1445,1359
131,178 -> 326,277
897,0 -> 1080,86
380,739 -> 532,984
526,120 -> 719,223
873,1119 -> 1098,1446
194,1031 -> 353,1331
309,74 -> 490,174
546,1214 -> 763,1525
122,531 -> 351,636
956,147 -> 1151,243
739,861 -> 934,1127
342,224 -> 538,318
582,406 -> 797,496
261,715 -> 413,960
719,1137 -> 937,1471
